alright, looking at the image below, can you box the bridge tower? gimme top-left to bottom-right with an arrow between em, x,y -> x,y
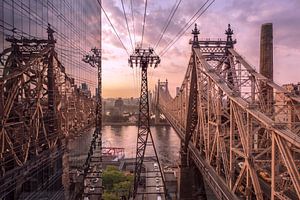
178,24 -> 207,200
155,79 -> 169,124
0,25 -> 68,199
129,47 -> 167,198
46,26 -> 59,146
155,22 -> 300,200
155,79 -> 161,124
82,48 -> 103,200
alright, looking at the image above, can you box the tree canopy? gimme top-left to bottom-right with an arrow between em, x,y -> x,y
102,165 -> 133,199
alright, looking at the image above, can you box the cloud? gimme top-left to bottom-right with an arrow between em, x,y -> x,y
86,0 -> 300,97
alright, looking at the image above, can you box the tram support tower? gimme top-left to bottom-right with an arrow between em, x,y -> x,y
82,48 -> 103,200
83,48 -> 102,132
129,47 -> 166,198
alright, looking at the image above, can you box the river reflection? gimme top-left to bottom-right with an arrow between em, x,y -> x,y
102,126 -> 180,165
68,125 -> 180,166
61,126 -> 180,199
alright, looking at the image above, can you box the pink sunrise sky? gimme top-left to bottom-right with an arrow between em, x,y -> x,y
98,0 -> 300,98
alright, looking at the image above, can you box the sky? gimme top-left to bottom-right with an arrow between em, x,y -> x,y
99,0 -> 300,98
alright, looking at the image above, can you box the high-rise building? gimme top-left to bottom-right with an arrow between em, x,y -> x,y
275,83 -> 300,132
176,87 -> 180,96
0,1 -> 101,199
0,0 -> 100,90
82,82 -> 88,91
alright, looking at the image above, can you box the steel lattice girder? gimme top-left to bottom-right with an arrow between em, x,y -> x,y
0,35 -> 96,198
130,47 -> 167,199
156,46 -> 300,199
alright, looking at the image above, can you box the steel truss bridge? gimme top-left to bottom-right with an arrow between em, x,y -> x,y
154,24 -> 300,200
0,26 -> 96,199
0,12 -> 299,200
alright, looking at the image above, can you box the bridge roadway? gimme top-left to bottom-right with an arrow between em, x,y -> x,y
160,104 -> 299,200
154,34 -> 300,199
160,108 -> 239,200
136,158 -> 165,200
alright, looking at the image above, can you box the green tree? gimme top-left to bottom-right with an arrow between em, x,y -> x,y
103,168 -> 127,190
113,181 -> 131,193
103,191 -> 118,200
102,165 -> 133,198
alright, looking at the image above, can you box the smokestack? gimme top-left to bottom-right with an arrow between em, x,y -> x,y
259,23 -> 273,114
260,23 -> 273,80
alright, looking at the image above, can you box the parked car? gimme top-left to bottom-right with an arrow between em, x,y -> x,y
93,178 -> 99,183
156,186 -> 160,192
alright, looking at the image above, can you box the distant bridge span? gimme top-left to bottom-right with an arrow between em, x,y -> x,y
154,24 -> 300,200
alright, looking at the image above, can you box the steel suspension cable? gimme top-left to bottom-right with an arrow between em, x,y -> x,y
154,0 -> 182,49
159,0 -> 214,57
130,0 -> 136,46
121,0 -> 134,51
96,0 -> 129,55
141,0 -> 148,47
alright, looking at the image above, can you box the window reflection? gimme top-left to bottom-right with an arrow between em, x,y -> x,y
0,0 -> 99,93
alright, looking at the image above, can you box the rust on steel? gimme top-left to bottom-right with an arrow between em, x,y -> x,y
154,24 -> 300,200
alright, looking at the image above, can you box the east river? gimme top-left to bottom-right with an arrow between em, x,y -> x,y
58,125 -> 219,200
68,125 -> 181,167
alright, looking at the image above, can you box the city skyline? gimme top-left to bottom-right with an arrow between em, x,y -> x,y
1,1 -> 299,199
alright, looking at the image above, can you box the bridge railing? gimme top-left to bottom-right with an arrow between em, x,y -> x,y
156,46 -> 300,200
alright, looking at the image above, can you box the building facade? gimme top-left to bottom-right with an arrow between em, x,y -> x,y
275,83 -> 300,132
0,0 -> 100,91
0,1 -> 101,199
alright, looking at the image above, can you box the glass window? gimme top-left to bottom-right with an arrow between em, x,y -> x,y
14,9 -> 22,34
23,0 -> 30,7
30,0 -> 37,15
22,13 -> 30,36
4,2 -> 13,29
0,0 -> 4,53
